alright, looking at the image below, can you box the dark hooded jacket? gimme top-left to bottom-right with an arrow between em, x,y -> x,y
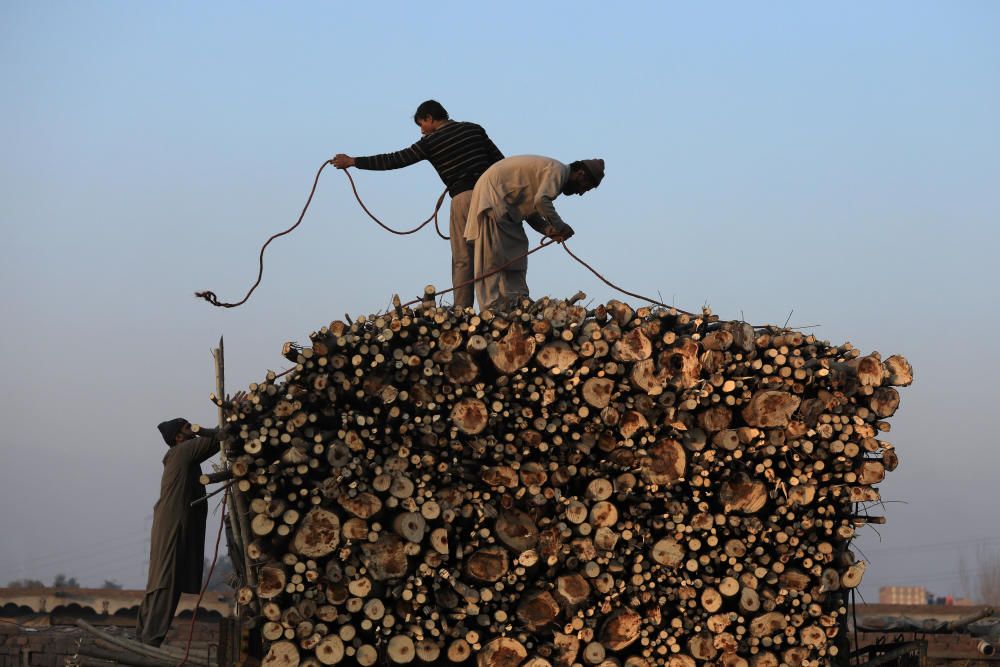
144,425 -> 220,595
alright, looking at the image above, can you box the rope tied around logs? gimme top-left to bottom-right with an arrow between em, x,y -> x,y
195,160 -> 692,315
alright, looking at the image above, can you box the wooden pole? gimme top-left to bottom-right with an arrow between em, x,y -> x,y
214,338 -> 250,592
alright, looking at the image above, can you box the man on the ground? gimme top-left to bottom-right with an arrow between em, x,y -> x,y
136,403 -> 240,646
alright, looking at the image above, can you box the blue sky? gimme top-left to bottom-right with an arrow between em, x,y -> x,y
1,1 -> 998,599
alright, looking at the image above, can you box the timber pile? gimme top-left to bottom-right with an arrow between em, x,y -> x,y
215,293 -> 912,667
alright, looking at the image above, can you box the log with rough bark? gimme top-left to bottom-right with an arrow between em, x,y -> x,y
207,293 -> 911,665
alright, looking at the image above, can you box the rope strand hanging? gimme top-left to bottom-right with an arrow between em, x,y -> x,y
343,169 -> 449,240
560,242 -> 695,317
195,159 -> 695,315
195,162 -> 448,308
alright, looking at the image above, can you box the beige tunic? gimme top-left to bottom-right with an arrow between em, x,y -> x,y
449,190 -> 475,309
464,156 -> 572,309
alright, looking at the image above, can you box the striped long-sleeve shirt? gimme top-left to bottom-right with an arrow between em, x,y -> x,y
354,121 -> 504,197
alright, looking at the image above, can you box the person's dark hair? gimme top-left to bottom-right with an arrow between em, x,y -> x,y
414,100 -> 449,123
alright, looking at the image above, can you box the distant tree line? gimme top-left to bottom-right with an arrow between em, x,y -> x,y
6,574 -> 123,589
5,558 -> 232,591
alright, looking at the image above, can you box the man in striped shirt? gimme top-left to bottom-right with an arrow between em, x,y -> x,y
332,100 -> 503,309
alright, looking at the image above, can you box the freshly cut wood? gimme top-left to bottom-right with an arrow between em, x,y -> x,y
782,647 -> 809,666
483,466 -> 519,488
870,387 -> 900,417
640,438 -> 686,485
447,640 -> 471,663
841,561 -> 867,588
600,607 -> 642,650
496,508 -> 539,553
216,295 -> 910,667
252,513 -> 276,536
854,354 -> 885,387
386,635 -> 415,664
750,612 -> 787,638
717,654 -> 747,667
884,354 -> 914,386
719,475 -> 767,514
555,573 -> 590,609
651,537 -> 685,568
478,637 -> 528,667
612,329 -> 652,362
688,632 -> 717,661
741,391 -> 800,428
337,492 -> 382,519
739,587 -> 761,614
451,398 -> 489,434
700,586 -> 723,613
702,330 -> 734,351
855,461 -> 885,485
360,533 -> 407,580
799,625 -> 826,647
537,341 -> 579,370
553,633 -> 580,667
662,339 -> 701,388
415,640 -> 441,663
263,641 -> 300,667
750,653 -> 779,667
630,358 -> 667,395
516,590 -> 560,632
719,576 -> 740,597
698,405 -> 732,433
447,351 -> 479,384
466,546 -> 510,583
258,565 -> 287,599
582,377 -> 614,409
667,656 -> 696,667
314,635 -> 344,665
488,323 -> 536,374
588,500 -> 618,527
292,508 -> 340,558
392,511 -> 426,543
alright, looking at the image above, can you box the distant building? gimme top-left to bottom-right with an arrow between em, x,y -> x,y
0,586 -> 231,621
879,585 -> 927,604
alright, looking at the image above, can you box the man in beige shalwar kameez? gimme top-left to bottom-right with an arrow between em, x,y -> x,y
465,155 -> 605,310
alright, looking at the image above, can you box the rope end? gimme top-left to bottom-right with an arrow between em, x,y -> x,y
195,290 -> 222,306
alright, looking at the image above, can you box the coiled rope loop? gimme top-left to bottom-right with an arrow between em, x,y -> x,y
195,160 -> 689,315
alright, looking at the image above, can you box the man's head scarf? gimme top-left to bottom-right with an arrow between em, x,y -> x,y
157,418 -> 188,447
579,159 -> 605,186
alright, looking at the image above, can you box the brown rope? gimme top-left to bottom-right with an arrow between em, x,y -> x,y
195,160 -> 699,317
196,162 -> 330,308
196,163 -> 449,308
343,169 -> 449,240
560,241 -> 695,317
399,238 -> 555,309
177,488 -> 228,667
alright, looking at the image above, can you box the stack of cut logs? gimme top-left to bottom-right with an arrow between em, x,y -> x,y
214,293 -> 911,667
